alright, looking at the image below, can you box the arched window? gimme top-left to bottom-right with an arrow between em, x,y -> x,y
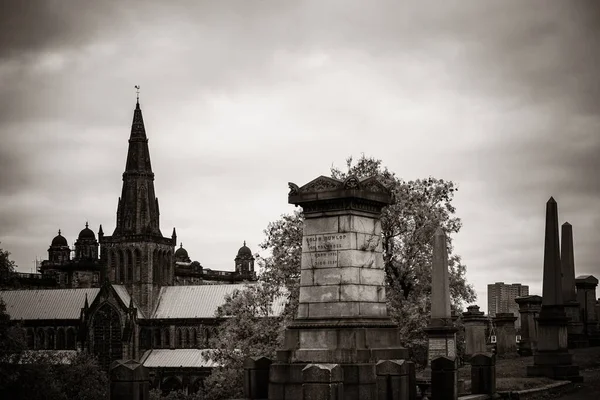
164,328 -> 170,348
127,250 -> 133,282
119,251 -> 125,283
140,328 -> 151,350
26,328 -> 34,349
92,304 -> 122,370
153,249 -> 160,284
176,328 -> 183,348
56,328 -> 66,350
154,329 -> 161,348
161,377 -> 182,396
184,329 -> 190,349
191,328 -> 197,348
66,328 -> 76,349
135,249 -> 142,282
37,329 -> 45,349
47,329 -> 55,349
110,250 -> 117,281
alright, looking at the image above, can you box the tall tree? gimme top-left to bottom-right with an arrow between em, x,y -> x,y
0,245 -> 19,289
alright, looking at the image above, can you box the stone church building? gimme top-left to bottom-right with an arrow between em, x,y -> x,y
0,99 -> 266,394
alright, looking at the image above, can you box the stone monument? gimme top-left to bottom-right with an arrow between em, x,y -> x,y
561,223 -> 586,348
269,175 -> 409,400
527,197 -> 581,381
575,275 -> 600,345
424,228 -> 457,365
462,305 -> 488,359
515,295 -> 542,356
493,313 -> 517,356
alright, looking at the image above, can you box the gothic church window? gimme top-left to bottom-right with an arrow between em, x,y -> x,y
37,329 -> 45,349
57,328 -> 66,350
127,250 -> 133,282
135,249 -> 142,281
26,328 -> 34,349
92,304 -> 122,370
119,251 -> 125,283
66,328 -> 76,349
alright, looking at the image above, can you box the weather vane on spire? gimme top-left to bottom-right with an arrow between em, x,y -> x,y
135,85 -> 140,102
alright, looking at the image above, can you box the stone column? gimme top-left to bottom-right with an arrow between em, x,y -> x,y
515,295 -> 542,356
270,176 -> 407,400
527,197 -> 581,381
561,223 -> 586,348
424,228 -> 457,366
575,275 -> 600,345
462,305 -> 488,359
493,313 -> 517,356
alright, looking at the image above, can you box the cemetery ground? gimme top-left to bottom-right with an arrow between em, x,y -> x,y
454,346 -> 600,397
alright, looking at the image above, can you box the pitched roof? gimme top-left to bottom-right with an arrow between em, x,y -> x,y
112,285 -> 145,319
140,349 -> 218,368
0,288 -> 100,320
152,284 -> 287,319
152,284 -> 247,319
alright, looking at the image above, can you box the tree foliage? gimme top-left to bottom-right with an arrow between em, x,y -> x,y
0,299 -> 108,400
204,155 -> 476,394
0,244 -> 19,289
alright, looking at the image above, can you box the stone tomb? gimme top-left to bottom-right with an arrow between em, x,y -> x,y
462,305 -> 488,359
269,176 -> 409,400
515,295 -> 542,356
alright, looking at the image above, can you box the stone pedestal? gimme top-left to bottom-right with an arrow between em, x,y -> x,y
270,176 -> 408,400
515,295 -> 541,356
493,313 -> 517,356
462,305 -> 488,359
527,198 -> 581,381
561,223 -> 586,348
564,301 -> 586,348
576,275 -> 600,345
470,353 -> 496,396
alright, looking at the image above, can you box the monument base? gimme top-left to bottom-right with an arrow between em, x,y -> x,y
527,353 -> 582,382
424,323 -> 458,366
270,318 -> 408,400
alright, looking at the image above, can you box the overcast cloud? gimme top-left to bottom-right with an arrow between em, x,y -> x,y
1,0 -> 599,311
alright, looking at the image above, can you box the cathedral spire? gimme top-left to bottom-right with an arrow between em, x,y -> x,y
113,99 -> 161,236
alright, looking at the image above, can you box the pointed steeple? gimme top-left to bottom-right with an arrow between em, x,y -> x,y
113,99 -> 161,236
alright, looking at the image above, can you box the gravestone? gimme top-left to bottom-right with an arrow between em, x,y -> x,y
515,295 -> 542,356
575,275 -> 600,345
527,198 -> 581,381
561,223 -> 586,348
424,228 -> 457,365
462,305 -> 488,359
493,313 -> 517,355
109,359 -> 150,400
269,176 -> 409,400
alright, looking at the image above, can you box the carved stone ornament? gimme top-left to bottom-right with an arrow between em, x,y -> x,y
343,175 -> 361,190
288,182 -> 299,196
302,176 -> 341,193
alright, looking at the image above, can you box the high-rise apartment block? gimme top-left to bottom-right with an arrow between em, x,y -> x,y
488,282 -> 529,328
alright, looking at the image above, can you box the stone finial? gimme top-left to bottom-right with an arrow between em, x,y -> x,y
542,197 -> 563,306
431,227 -> 451,321
561,222 -> 577,303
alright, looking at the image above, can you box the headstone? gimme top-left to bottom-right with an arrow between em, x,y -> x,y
424,228 -> 457,365
430,356 -> 458,400
462,305 -> 488,359
109,359 -> 150,400
493,313 -> 517,355
245,356 -> 272,399
270,176 -> 408,400
575,275 -> 600,345
515,295 -> 542,356
375,360 -> 416,400
561,223 -> 586,348
527,197 -> 581,381
470,353 -> 496,395
302,364 -> 343,400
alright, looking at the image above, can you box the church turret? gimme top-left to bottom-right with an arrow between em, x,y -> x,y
48,230 -> 70,264
235,241 -> 255,278
172,227 -> 177,247
74,222 -> 99,260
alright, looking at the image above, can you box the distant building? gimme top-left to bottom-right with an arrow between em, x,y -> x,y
488,282 -> 529,329
0,99 -> 262,395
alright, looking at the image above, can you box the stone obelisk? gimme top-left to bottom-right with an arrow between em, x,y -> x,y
527,197 -> 581,381
424,227 -> 457,365
269,175 -> 409,400
561,222 -> 585,347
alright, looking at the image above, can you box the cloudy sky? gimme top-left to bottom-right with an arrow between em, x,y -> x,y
1,1 -> 599,311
